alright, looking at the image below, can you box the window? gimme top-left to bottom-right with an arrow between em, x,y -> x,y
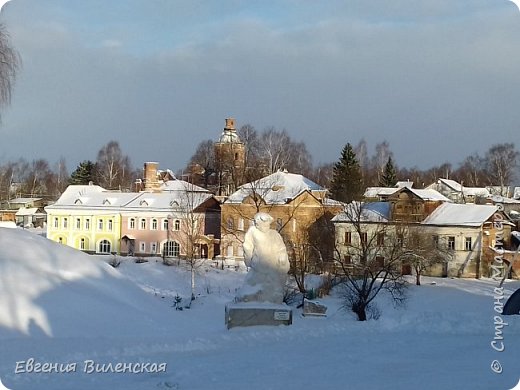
448,236 -> 455,250
151,242 -> 157,254
63,217 -> 68,229
76,218 -> 81,230
397,234 -> 404,247
98,239 -> 111,254
163,241 -> 180,257
360,232 -> 368,245
152,219 -> 158,230
226,217 -> 234,230
54,217 -> 59,229
98,219 -> 103,230
108,219 -> 113,231
163,219 -> 168,230
377,233 -> 385,246
465,237 -> 472,251
276,218 -> 283,231
344,231 -> 352,245
139,242 -> 146,253
432,235 -> 439,248
343,255 -> 352,264
227,245 -> 234,257
129,218 -> 136,229
80,238 -> 86,250
140,218 -> 146,230
58,237 -> 63,244
85,218 -> 90,230
375,256 -> 385,269
174,219 -> 180,231
238,218 -> 245,231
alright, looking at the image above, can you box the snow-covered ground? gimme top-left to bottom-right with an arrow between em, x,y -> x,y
0,227 -> 519,390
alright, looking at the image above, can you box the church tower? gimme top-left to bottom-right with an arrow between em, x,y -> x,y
214,118 -> 245,196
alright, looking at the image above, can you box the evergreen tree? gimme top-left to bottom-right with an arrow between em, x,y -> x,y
69,160 -> 96,185
379,157 -> 397,187
330,143 -> 363,203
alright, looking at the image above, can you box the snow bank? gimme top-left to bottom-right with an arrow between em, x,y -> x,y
0,228 -> 170,338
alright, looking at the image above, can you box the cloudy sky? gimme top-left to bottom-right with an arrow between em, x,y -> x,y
0,0 -> 519,173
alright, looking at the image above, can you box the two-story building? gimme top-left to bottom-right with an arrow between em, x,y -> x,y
45,163 -> 221,258
220,170 -> 343,263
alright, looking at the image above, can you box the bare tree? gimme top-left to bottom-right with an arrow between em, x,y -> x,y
167,182 -> 216,302
54,157 -> 69,197
95,141 -> 134,190
186,139 -> 216,189
258,127 -> 293,174
404,226 -> 453,286
454,153 -> 486,187
484,143 -> 518,194
0,24 -> 20,116
22,159 -> 53,198
309,162 -> 334,189
335,202 -> 408,321
371,141 -> 393,185
237,124 -> 260,172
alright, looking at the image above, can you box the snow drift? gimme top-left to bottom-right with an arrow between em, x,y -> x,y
0,228 -> 170,338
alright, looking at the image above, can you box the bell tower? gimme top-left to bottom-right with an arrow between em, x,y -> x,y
214,118 -> 245,196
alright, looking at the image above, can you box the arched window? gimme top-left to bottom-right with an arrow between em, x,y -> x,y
174,219 -> 180,231
152,219 -> 158,230
98,239 -> 111,254
80,238 -> 86,250
129,218 -> 136,229
163,241 -> 180,257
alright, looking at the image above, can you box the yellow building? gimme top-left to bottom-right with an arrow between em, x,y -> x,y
45,184 -> 135,254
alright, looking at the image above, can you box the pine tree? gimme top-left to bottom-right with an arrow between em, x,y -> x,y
330,143 -> 363,203
379,157 -> 397,187
69,160 -> 96,185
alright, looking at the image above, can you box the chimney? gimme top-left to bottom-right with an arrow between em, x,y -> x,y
143,162 -> 160,192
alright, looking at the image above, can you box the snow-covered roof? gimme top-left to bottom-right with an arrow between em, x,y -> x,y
461,187 -> 490,197
433,179 -> 489,198
47,185 -> 139,209
225,171 -> 325,205
218,129 -> 241,143
438,178 -> 463,192
15,208 -> 42,217
363,187 -> 398,198
124,191 -> 214,211
332,202 -> 390,223
409,188 -> 451,202
47,182 -> 214,212
393,187 -> 451,202
160,180 -> 209,193
421,203 -> 498,227
7,197 -> 43,204
488,195 -> 520,204
396,180 -> 413,188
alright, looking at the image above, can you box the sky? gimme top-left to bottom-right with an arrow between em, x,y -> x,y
0,0 -> 519,173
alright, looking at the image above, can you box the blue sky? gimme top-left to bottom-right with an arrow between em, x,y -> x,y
0,0 -> 519,173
